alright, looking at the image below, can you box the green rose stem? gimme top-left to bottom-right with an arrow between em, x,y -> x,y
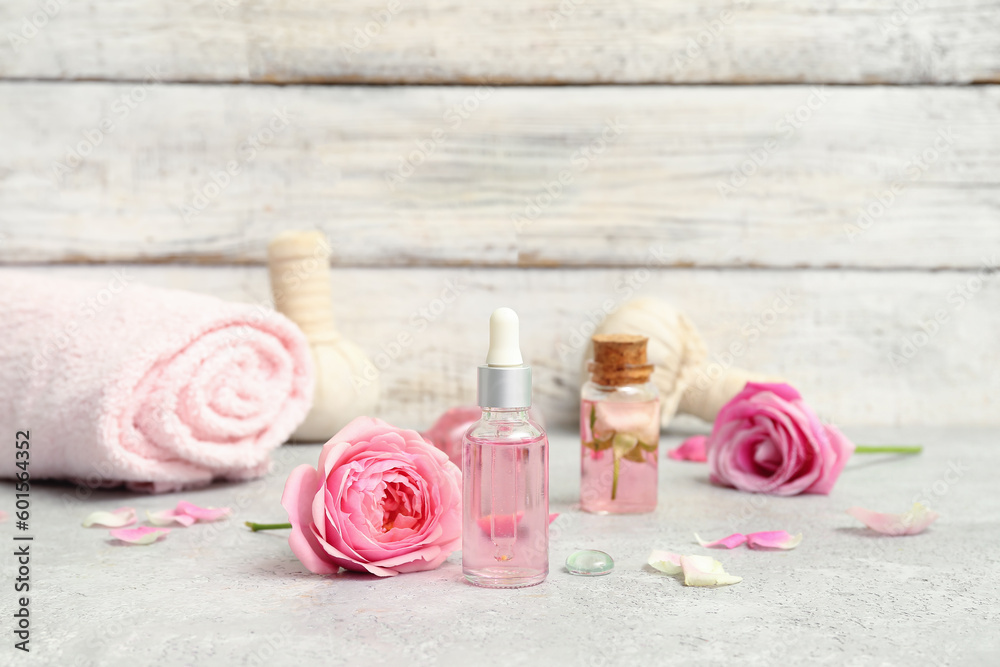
245,521 -> 292,532
854,445 -> 923,454
611,453 -> 620,501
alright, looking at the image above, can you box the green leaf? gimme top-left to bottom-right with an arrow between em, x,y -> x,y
638,439 -> 658,453
588,404 -> 596,434
623,446 -> 647,463
582,434 -> 614,452
614,432 -> 646,463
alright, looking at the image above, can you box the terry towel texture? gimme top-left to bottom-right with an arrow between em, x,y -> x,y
0,270 -> 314,492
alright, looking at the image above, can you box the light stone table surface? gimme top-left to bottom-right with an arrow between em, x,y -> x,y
2,427 -> 998,667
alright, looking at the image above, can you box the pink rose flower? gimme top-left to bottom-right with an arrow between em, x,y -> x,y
281,417 -> 462,577
706,383 -> 855,496
420,406 -> 482,466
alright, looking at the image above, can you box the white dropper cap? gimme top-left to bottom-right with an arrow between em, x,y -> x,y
485,307 -> 523,367
477,307 -> 532,408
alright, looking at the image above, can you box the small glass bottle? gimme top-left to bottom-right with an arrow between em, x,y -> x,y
580,334 -> 660,514
463,308 -> 549,588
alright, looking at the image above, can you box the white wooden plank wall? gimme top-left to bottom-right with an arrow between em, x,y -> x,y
5,264 -> 998,430
0,1 -> 998,83
0,2 -> 997,428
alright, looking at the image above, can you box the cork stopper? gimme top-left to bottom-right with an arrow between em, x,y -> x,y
588,334 -> 654,387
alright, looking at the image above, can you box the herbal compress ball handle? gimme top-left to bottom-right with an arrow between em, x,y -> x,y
267,230 -> 379,441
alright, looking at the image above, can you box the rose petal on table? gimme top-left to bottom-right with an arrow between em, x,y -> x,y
680,554 -> 743,587
647,550 -> 683,574
695,532 -> 748,549
109,526 -> 171,545
82,507 -> 136,528
175,501 -> 232,522
146,509 -> 197,527
846,502 -> 939,536
746,531 -> 802,550
668,435 -> 708,462
548,513 -> 560,525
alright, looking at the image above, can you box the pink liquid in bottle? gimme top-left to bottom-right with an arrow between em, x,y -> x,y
463,413 -> 548,588
580,397 -> 659,514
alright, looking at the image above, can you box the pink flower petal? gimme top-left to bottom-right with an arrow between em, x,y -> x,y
146,509 -> 197,527
746,530 -> 802,550
548,513 -> 560,525
648,551 -> 741,586
695,533 -> 748,549
109,526 -> 171,545
647,550 -> 683,574
680,554 -> 742,586
175,501 -> 232,522
668,435 -> 708,462
82,507 -> 137,528
846,502 -> 939,536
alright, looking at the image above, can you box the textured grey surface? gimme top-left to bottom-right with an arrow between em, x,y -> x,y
2,427 -> 998,666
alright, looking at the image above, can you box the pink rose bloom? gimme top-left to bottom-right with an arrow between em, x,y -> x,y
281,417 -> 462,577
593,401 -> 659,445
420,406 -> 482,466
422,406 -> 545,467
706,383 -> 855,496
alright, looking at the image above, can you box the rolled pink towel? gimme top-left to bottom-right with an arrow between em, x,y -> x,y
0,270 -> 314,492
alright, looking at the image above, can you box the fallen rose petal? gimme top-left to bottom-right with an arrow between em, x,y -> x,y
846,502 -> 939,536
668,435 -> 708,462
549,513 -> 560,525
680,554 -> 743,587
746,531 -> 802,550
647,550 -> 683,574
175,501 -> 232,522
109,527 -> 171,545
82,507 -> 137,528
695,533 -> 748,549
146,509 -> 197,527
